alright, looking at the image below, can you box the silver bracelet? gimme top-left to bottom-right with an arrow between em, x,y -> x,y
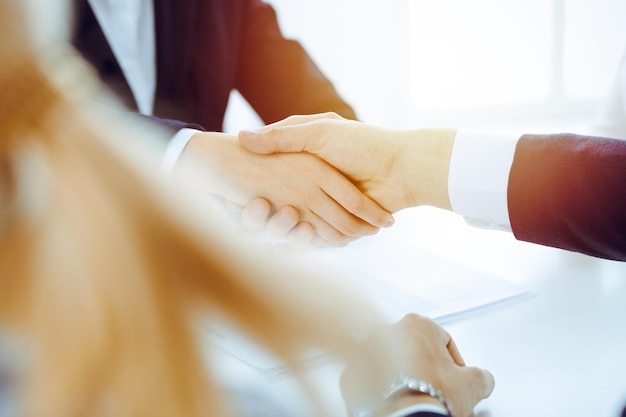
384,376 -> 452,416
352,376 -> 453,417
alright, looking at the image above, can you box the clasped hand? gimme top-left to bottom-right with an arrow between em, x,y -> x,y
175,113 -> 454,248
175,129 -> 393,247
237,113 -> 456,246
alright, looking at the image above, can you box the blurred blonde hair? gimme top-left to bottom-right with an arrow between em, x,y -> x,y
0,2 -> 382,416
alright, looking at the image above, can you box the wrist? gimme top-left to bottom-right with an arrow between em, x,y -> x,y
162,128 -> 200,175
384,393 -> 448,415
174,131 -> 238,194
352,377 -> 452,417
397,128 -> 456,210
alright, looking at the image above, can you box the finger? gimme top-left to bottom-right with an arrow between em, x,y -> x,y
286,222 -> 315,250
310,194 -> 379,239
482,369 -> 496,398
267,206 -> 301,239
465,367 -> 496,400
239,116 -> 340,155
306,211 -> 353,246
240,198 -> 272,230
321,178 -> 393,229
255,112 -> 345,132
239,127 -> 314,155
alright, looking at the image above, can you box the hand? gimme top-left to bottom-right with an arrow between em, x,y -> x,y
174,131 -> 393,246
341,314 -> 494,417
239,113 -> 456,212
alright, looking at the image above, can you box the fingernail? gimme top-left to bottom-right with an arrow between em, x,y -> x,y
278,209 -> 295,227
384,216 -> 395,228
249,199 -> 266,216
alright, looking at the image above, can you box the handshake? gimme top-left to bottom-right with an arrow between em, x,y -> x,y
214,113 -> 458,248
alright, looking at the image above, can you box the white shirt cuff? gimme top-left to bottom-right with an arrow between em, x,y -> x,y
161,128 -> 200,175
385,403 -> 448,417
448,129 -> 520,231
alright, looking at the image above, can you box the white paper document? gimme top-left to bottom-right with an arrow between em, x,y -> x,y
202,222 -> 529,375
320,237 -> 529,324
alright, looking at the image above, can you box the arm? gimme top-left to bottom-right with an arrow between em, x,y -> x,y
74,0 -> 369,245
236,0 -> 357,123
447,131 -> 626,261
508,134 -> 626,261
239,114 -> 626,261
239,114 -> 455,213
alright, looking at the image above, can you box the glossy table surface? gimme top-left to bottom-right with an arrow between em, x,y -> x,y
388,208 -> 626,417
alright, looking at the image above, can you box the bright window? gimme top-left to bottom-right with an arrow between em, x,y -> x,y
225,0 -> 626,132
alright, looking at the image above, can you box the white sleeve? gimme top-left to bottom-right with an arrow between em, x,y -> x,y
160,128 -> 200,174
448,129 -> 520,231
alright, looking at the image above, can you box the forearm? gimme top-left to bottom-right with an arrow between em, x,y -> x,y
237,0 -> 357,123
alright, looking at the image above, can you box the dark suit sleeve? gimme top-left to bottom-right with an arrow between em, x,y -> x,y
508,133 -> 626,261
234,0 -> 357,123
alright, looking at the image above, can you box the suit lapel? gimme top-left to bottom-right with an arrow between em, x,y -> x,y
71,0 -> 138,111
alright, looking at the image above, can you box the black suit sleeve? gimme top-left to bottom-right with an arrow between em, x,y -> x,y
508,133 -> 626,261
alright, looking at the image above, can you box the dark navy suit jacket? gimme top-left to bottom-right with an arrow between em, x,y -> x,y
509,133 -> 626,262
71,0 -> 356,134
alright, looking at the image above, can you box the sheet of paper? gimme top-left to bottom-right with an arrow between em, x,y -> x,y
202,211 -> 530,375
318,239 -> 529,324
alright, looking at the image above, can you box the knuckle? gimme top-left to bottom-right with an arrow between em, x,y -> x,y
338,218 -> 361,236
401,312 -> 421,324
269,126 -> 284,136
346,194 -> 366,213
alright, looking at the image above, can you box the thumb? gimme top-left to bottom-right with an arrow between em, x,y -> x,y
468,367 -> 495,400
238,127 -> 312,155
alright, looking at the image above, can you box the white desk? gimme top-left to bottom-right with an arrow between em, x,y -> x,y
385,207 -> 626,417
214,207 -> 626,417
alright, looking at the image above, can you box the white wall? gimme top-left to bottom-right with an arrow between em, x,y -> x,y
224,0 -> 626,133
